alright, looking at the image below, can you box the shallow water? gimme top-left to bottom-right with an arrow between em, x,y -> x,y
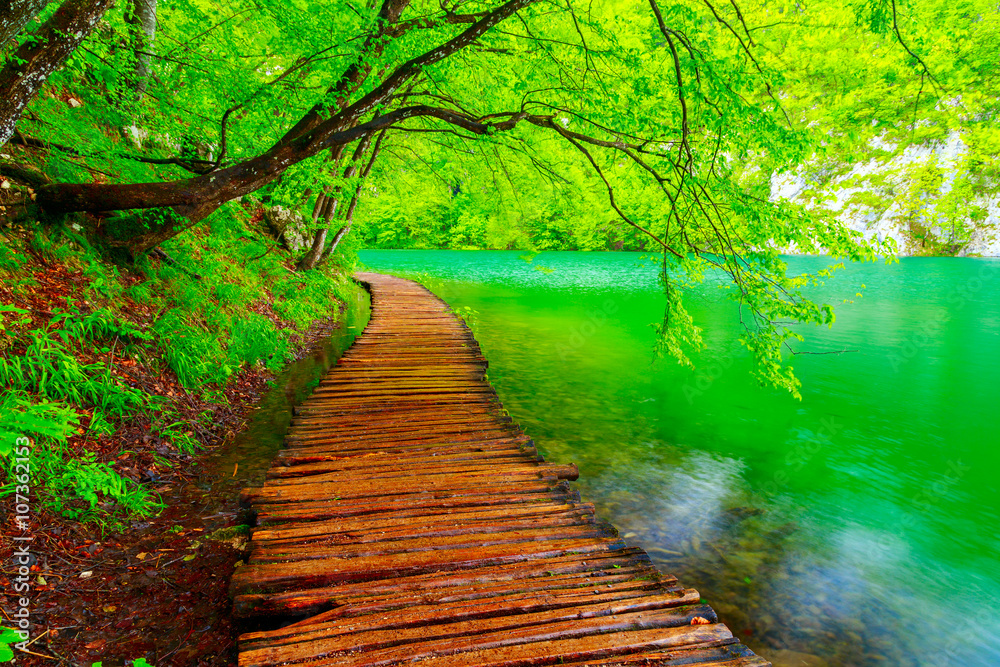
358,249 -> 1000,666
198,288 -> 371,500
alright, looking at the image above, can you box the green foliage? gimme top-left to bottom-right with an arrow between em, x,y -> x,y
0,236 -> 26,272
0,330 -> 146,417
154,308 -> 236,389
0,304 -> 31,346
55,305 -> 153,344
156,418 -> 199,455
0,391 -> 158,519
92,658 -> 154,667
0,208 -> 359,522
229,313 -> 290,372
12,0 -> 998,396
138,204 -> 352,388
34,447 -> 158,519
0,392 -> 77,458
0,626 -> 20,662
272,269 -> 353,332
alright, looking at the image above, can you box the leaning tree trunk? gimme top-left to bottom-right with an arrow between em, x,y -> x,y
295,142 -> 351,271
296,191 -> 340,270
34,0 -> 537,254
0,0 -> 51,51
298,126 -> 380,271
319,128 -> 388,265
125,0 -> 156,94
0,0 -> 116,146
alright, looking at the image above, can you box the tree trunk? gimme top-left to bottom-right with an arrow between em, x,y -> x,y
298,128 -> 378,271
0,0 -> 116,146
319,128 -> 388,265
125,0 -> 157,95
322,221 -> 353,263
296,196 -> 339,271
0,0 -> 50,50
295,142 -> 350,271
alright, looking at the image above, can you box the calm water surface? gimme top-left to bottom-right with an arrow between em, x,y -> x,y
358,250 -> 1000,667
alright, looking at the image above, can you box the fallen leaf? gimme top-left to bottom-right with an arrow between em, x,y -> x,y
136,552 -> 148,560
79,570 -> 93,579
85,639 -> 106,650
690,616 -> 711,625
103,605 -> 116,612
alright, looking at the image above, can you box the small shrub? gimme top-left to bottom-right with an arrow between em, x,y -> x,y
154,308 -> 235,389
0,391 -> 78,457
35,448 -> 158,519
0,331 -> 146,418
229,313 -> 289,371
0,393 -> 158,518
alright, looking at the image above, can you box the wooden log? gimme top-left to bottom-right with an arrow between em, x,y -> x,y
281,432 -> 529,454
242,618 -> 733,667
254,485 -> 582,524
241,470 -> 566,505
243,584 -> 694,647
268,447 -> 537,476
570,642 -> 767,665
249,523 -> 618,563
284,424 -> 521,445
262,462 -> 579,487
251,504 -> 597,543
273,437 -> 536,464
232,548 -> 657,618
230,537 -> 628,594
239,600 -> 715,666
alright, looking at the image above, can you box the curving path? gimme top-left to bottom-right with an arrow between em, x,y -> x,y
230,272 -> 769,667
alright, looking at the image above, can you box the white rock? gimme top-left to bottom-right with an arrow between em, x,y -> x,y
771,131 -> 999,256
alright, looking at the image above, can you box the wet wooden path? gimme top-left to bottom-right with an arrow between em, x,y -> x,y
230,272 -> 768,667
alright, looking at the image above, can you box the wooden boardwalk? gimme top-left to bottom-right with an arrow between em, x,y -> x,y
230,272 -> 768,667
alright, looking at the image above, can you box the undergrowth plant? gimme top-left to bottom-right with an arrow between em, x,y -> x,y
0,203 -> 360,524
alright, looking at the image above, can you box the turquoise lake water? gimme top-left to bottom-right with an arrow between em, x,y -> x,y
358,249 -> 1000,666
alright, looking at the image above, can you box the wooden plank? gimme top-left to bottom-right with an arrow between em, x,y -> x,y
231,537 -> 628,593
233,549 -> 659,618
261,462 -> 579,486
248,523 -> 617,563
239,599 -> 715,666
248,621 -> 734,667
253,485 -> 582,524
251,504 -> 597,542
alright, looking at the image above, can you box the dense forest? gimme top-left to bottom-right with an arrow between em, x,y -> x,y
0,0 -> 998,662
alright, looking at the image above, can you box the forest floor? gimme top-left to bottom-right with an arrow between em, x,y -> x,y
1,316 -> 344,667
0,210 -> 357,666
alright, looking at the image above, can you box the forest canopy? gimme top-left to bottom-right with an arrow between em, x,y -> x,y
2,0 -> 996,395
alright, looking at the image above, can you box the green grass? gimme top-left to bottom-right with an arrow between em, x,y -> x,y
0,202 -> 361,524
